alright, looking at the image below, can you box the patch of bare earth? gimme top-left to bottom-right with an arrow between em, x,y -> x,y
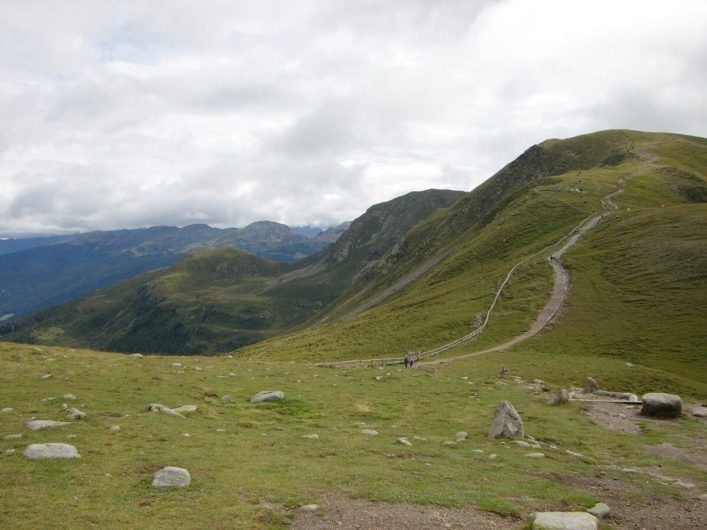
584,402 -> 644,434
541,473 -> 707,530
289,493 -> 521,529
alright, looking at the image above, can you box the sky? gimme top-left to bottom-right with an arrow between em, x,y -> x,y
1,0 -> 706,236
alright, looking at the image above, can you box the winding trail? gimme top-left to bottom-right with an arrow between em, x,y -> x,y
317,152 -> 655,369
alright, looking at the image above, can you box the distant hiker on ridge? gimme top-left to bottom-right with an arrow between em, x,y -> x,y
404,353 -> 414,368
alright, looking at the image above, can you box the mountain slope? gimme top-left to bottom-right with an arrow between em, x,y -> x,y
0,221 -> 338,320
240,131 -> 706,391
0,190 -> 464,354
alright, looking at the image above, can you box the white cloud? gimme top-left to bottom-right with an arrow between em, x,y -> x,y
0,0 -> 705,235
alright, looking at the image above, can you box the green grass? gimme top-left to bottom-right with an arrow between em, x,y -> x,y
1,342 -> 704,529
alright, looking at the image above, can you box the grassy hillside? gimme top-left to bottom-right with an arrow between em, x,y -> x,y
1,190 -> 464,355
0,342 -> 704,529
241,131 -> 706,394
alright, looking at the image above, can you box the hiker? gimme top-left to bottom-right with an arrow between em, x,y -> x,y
404,353 -> 414,368
499,365 -> 508,378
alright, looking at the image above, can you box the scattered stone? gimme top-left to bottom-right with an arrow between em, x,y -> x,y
151,466 -> 190,488
641,393 -> 682,418
171,362 -> 183,368
3,434 -> 22,440
455,431 -> 468,441
551,389 -> 570,405
204,391 -> 218,398
250,391 -> 284,403
566,450 -> 585,458
587,503 -> 610,518
361,429 -> 379,437
182,433 -> 190,437
625,362 -> 634,368
66,407 -> 87,420
525,452 -> 546,458
471,449 -> 484,454
216,428 -> 226,432
488,453 -> 497,460
699,493 -> 707,501
691,406 -> 707,418
511,440 -> 531,448
396,437 -> 412,446
533,379 -> 545,385
375,375 -> 384,381
300,504 -> 319,512
129,353 -> 143,358
63,394 -> 77,401
66,434 -> 78,440
442,441 -> 457,446
584,377 -> 599,393
108,425 -> 120,433
1,407 -> 13,413
145,403 -> 186,418
302,434 -> 320,440
529,512 -> 597,530
26,420 -> 71,431
41,374 -> 52,380
61,403 -> 68,410
172,405 -> 198,414
488,400 -> 524,439
5,448 -> 16,455
24,443 -> 81,459
40,397 -> 56,404
221,395 -> 233,403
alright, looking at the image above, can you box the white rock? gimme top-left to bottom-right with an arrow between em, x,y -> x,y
182,433 -> 190,437
692,406 -> 707,418
221,395 -> 233,403
530,512 -> 597,529
442,441 -> 457,446
587,503 -> 610,518
361,429 -> 379,436
129,353 -> 143,358
145,403 -> 185,418
3,434 -> 22,440
171,362 -> 183,368
63,394 -> 77,401
24,443 -> 81,459
456,431 -> 468,441
625,362 -> 634,368
300,504 -> 319,512
1,407 -> 13,413
5,448 -> 16,455
66,408 -> 87,420
566,450 -> 584,458
526,452 -> 546,458
533,379 -> 545,385
172,405 -> 198,413
40,397 -> 56,404
488,453 -> 497,460
511,440 -> 532,448
152,466 -> 190,488
302,434 -> 320,440
396,437 -> 412,446
41,374 -> 52,380
108,425 -> 120,433
250,391 -> 284,403
26,420 -> 71,431
66,434 -> 78,440
471,449 -> 484,454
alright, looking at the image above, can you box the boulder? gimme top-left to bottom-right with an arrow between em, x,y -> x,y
250,391 -> 284,404
26,420 -> 71,431
24,443 -> 80,459
145,403 -> 185,418
584,377 -> 599,393
488,400 -> 524,439
551,389 -> 570,405
641,393 -> 682,418
691,406 -> 707,418
529,512 -> 597,529
66,407 -> 87,420
152,466 -> 190,488
587,503 -> 610,518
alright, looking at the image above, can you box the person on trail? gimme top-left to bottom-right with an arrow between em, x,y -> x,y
404,353 -> 414,368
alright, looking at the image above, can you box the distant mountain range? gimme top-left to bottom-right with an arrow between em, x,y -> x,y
0,220 -> 349,320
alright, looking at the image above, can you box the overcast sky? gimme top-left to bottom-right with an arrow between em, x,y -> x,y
1,0 -> 705,236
